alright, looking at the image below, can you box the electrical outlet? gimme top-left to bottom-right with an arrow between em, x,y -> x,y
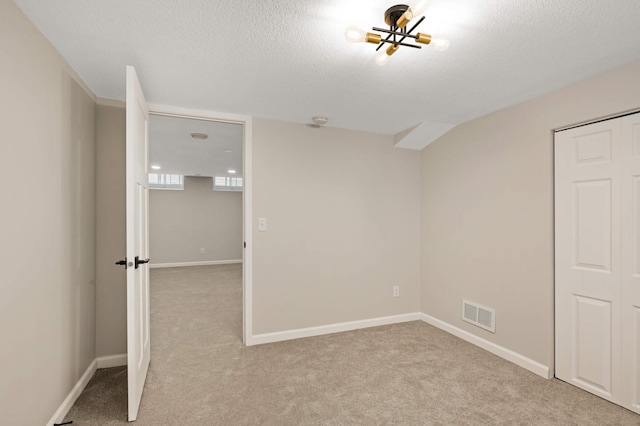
393,286 -> 400,298
200,248 -> 205,254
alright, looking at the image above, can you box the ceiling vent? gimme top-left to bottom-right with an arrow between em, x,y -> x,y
307,116 -> 329,128
190,132 -> 208,140
312,116 -> 328,126
462,300 -> 495,333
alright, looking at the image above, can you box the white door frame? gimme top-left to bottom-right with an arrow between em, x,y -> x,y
148,103 -> 254,345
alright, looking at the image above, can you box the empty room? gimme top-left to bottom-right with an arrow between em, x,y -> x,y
2,0 -> 640,424
147,113 -> 245,356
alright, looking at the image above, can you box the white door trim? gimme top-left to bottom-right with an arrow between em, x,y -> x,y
554,108 -> 640,133
147,103 -> 254,346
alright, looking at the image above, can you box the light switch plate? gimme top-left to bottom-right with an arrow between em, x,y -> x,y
258,217 -> 267,231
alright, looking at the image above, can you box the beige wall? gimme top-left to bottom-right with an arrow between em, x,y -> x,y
95,116 -> 422,344
0,1 -> 97,423
252,119 -> 421,334
95,104 -> 127,357
149,176 -> 242,264
421,60 -> 640,367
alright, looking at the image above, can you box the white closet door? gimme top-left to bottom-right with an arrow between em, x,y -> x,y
621,112 -> 640,413
555,119 -> 622,403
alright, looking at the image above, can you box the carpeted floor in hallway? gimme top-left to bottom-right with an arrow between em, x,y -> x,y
63,264 -> 640,425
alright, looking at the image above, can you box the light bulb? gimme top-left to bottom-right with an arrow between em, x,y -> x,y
431,38 -> 450,51
409,0 -> 428,18
375,50 -> 390,66
344,26 -> 366,43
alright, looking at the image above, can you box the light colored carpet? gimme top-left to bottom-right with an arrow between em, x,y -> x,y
64,264 -> 640,425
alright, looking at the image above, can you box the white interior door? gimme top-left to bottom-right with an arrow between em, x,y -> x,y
621,112 -> 640,412
555,119 -> 622,402
125,65 -> 151,421
555,112 -> 640,414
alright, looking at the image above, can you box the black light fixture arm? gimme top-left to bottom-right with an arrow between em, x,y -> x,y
373,15 -> 426,51
377,38 -> 421,49
405,15 -> 426,35
376,32 -> 394,51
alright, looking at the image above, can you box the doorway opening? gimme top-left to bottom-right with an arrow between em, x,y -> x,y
147,108 -> 253,345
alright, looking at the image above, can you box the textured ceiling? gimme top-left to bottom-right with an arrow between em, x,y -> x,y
13,0 -> 640,149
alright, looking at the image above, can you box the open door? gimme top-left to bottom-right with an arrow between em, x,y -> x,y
125,65 -> 151,421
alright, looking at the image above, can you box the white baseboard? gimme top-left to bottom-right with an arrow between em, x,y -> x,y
248,312 -> 421,346
96,353 -> 127,369
419,313 -> 551,379
150,259 -> 242,269
46,359 -> 97,426
47,354 -> 128,425
46,312 -> 550,425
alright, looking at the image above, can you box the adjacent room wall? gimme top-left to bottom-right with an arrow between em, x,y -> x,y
95,115 -> 422,347
252,119 -> 422,334
95,103 -> 127,357
421,59 -> 640,368
0,1 -> 97,424
149,176 -> 242,265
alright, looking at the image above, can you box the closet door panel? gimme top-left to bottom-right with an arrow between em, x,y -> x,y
555,119 -> 622,404
621,112 -> 640,413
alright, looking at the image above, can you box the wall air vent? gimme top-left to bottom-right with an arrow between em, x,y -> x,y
462,300 -> 495,333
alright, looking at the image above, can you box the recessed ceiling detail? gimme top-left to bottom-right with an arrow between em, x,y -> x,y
345,2 -> 449,66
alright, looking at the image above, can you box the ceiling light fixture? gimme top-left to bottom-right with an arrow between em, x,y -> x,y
228,169 -> 237,174
345,2 -> 450,66
312,116 -> 329,126
151,165 -> 161,170
190,133 -> 208,140
307,116 -> 329,128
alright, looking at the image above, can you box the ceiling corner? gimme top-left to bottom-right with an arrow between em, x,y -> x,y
393,121 -> 456,151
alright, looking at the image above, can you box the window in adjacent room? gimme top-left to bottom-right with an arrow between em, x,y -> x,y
149,173 -> 184,190
214,176 -> 243,192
